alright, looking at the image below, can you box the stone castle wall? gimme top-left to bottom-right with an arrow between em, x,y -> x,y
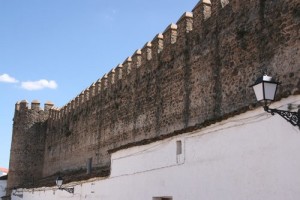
7,101 -> 53,189
8,0 -> 300,189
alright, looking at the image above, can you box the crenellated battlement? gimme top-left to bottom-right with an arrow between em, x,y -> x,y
28,0 -> 300,148
192,0 -> 211,32
123,57 -> 132,76
176,12 -> 193,39
107,68 -> 116,87
101,73 -> 108,90
15,100 -> 54,112
23,0 -> 235,120
163,23 -> 178,46
116,64 -> 123,80
152,33 -> 164,56
141,42 -> 152,62
48,0 -> 217,115
44,0 -> 297,125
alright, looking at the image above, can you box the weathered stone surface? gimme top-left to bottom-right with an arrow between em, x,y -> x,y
7,102 -> 49,189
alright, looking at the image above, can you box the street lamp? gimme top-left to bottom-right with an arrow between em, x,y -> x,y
12,187 -> 23,198
56,176 -> 74,194
250,74 -> 300,128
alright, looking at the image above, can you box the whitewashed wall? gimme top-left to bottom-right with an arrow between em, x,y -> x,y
0,179 -> 7,198
12,95 -> 300,200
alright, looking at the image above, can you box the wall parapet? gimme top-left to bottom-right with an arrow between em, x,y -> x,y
15,100 -> 54,112
42,0 -> 233,117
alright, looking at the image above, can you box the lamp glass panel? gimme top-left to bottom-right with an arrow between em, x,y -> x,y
253,83 -> 264,101
263,82 -> 277,100
56,179 -> 63,187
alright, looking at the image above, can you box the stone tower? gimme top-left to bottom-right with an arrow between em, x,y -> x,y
7,100 -> 53,190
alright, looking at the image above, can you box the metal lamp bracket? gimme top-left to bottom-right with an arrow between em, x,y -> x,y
264,106 -> 300,128
59,187 -> 74,194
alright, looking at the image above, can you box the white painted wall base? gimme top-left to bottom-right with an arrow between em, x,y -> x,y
0,179 -> 7,199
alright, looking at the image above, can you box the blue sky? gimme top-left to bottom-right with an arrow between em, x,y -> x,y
0,0 -> 199,169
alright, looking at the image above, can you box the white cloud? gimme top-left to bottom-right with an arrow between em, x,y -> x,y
21,79 -> 58,91
0,73 -> 19,83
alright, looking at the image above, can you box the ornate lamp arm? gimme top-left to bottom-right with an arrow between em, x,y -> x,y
264,106 -> 300,128
13,194 -> 23,198
60,187 -> 74,194
12,191 -> 23,198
